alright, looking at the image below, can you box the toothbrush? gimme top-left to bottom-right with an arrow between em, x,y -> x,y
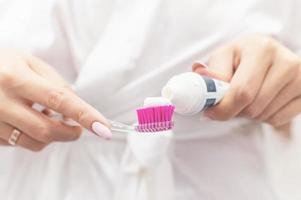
110,104 -> 175,133
42,104 -> 175,134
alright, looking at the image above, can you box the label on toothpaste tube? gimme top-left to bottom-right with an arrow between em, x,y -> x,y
202,76 -> 218,110
203,76 -> 217,92
201,76 -> 228,111
203,98 -> 216,110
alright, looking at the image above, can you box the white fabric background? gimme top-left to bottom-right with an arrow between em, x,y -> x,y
0,0 -> 300,199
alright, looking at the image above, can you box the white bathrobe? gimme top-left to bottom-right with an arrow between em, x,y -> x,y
0,0 -> 301,199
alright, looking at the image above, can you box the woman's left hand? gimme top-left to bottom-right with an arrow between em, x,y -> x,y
193,35 -> 301,128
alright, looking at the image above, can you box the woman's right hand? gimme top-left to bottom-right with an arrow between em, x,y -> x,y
0,49 -> 112,151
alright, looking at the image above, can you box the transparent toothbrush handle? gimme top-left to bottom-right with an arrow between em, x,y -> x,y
109,120 -> 135,134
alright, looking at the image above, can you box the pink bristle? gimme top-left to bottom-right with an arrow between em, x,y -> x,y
142,110 -> 147,124
147,108 -> 152,123
153,108 -> 156,123
139,110 -> 143,123
157,107 -> 161,122
136,110 -> 140,123
164,107 -> 168,121
165,107 -> 169,121
140,109 -> 145,124
141,111 -> 145,123
139,109 -> 145,124
151,108 -> 155,123
137,111 -> 141,124
148,108 -> 153,124
140,110 -> 144,124
143,109 -> 148,124
156,107 -> 160,122
155,107 -> 159,123
160,106 -> 164,122
141,112 -> 144,123
167,107 -> 171,121
145,108 -> 151,124
165,107 -> 168,121
162,107 -> 166,122
135,105 -> 175,132
153,107 -> 157,123
137,110 -> 142,124
166,106 -> 171,121
162,107 -> 165,121
158,106 -> 162,121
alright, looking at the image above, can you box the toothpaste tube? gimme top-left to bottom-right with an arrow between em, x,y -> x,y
161,72 -> 229,115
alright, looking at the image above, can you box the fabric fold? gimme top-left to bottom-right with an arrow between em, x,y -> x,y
115,132 -> 175,200
263,120 -> 301,200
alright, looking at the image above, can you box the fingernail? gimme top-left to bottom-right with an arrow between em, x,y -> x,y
197,62 -> 209,68
192,63 -> 204,72
63,118 -> 80,127
91,122 -> 112,139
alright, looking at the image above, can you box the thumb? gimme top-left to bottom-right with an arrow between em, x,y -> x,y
193,46 -> 236,82
192,62 -> 223,80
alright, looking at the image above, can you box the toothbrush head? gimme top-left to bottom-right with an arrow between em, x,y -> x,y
135,105 -> 175,132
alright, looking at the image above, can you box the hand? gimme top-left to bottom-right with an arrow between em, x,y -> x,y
0,49 -> 112,151
193,35 -> 301,128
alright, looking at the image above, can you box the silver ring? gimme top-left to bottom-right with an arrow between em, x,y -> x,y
8,129 -> 22,146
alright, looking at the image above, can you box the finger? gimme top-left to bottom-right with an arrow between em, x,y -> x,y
41,108 -> 56,117
199,44 -> 237,82
192,62 -> 222,80
27,56 -> 73,91
1,101 -> 83,143
258,65 -> 301,121
41,109 -> 81,127
204,39 -> 275,120
0,138 -> 9,146
14,75 -> 112,138
265,97 -> 301,127
274,122 -> 291,137
241,54 -> 298,118
0,122 -> 46,151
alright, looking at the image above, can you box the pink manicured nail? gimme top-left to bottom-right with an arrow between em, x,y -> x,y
91,122 -> 112,139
